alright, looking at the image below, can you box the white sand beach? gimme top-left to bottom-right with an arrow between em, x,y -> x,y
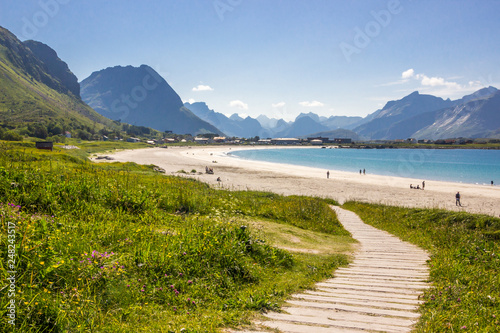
93,146 -> 500,217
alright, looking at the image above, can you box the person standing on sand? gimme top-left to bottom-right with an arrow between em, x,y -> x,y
456,192 -> 461,206
327,171 -> 330,179
363,168 -> 365,175
422,181 -> 425,190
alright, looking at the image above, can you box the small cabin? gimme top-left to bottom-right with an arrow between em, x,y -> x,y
36,142 -> 53,151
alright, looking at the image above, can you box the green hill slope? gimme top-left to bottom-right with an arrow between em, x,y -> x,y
0,26 -> 116,139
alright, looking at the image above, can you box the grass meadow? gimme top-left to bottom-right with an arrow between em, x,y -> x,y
2,140 -> 500,332
0,141 -> 353,332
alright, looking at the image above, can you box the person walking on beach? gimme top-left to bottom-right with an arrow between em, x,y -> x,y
363,168 -> 365,175
422,181 -> 425,190
455,191 -> 461,206
327,171 -> 330,179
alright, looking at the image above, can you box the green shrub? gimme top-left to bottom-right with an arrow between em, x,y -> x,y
2,130 -> 23,141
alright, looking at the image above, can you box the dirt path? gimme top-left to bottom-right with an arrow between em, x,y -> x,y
233,206 -> 430,333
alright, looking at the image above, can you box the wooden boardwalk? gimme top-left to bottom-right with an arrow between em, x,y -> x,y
232,206 -> 430,333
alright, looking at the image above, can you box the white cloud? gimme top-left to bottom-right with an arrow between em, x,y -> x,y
229,100 -> 248,110
187,98 -> 195,104
192,84 -> 214,92
416,74 -> 461,90
299,100 -> 324,107
272,102 -> 286,108
401,68 -> 415,79
395,69 -> 486,97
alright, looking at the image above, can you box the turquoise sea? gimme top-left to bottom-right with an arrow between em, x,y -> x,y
229,148 -> 500,185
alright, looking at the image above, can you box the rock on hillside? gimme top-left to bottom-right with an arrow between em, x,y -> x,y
23,40 -> 80,97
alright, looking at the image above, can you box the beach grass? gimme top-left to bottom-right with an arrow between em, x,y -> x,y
0,142 -> 352,332
343,201 -> 500,332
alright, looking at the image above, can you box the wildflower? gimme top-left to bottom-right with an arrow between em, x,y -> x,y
188,280 -> 192,284
461,326 -> 466,329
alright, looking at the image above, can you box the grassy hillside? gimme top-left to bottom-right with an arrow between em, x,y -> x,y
0,50 -> 116,139
0,27 -> 118,140
343,202 -> 500,332
0,141 -> 353,332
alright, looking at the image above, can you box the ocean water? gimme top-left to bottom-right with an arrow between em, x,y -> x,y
229,148 -> 500,185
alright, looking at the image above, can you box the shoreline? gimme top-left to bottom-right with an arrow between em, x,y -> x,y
227,146 -> 500,187
93,146 -> 500,217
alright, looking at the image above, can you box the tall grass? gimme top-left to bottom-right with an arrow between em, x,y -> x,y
343,201 -> 500,332
0,142 -> 349,332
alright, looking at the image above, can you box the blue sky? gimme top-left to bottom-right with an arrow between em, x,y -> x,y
1,0 -> 499,120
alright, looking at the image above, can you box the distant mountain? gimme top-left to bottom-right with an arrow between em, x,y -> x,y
353,91 -> 455,139
276,115 -> 330,138
322,115 -> 367,130
81,65 -> 222,135
456,86 -> 498,104
256,115 -> 280,129
185,102 -> 271,138
273,118 -> 291,134
0,26 -> 115,138
296,112 -> 322,123
411,90 -> 500,139
229,113 -> 244,122
238,116 -> 271,138
183,102 -> 233,133
23,40 -> 81,98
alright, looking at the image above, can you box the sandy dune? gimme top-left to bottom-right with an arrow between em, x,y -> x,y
94,146 -> 500,217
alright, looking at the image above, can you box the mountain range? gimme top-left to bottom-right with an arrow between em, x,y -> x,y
184,87 -> 500,140
184,102 -> 364,139
352,87 -> 500,140
1,25 -> 499,141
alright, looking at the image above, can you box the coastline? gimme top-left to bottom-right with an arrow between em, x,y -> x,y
93,146 -> 500,217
